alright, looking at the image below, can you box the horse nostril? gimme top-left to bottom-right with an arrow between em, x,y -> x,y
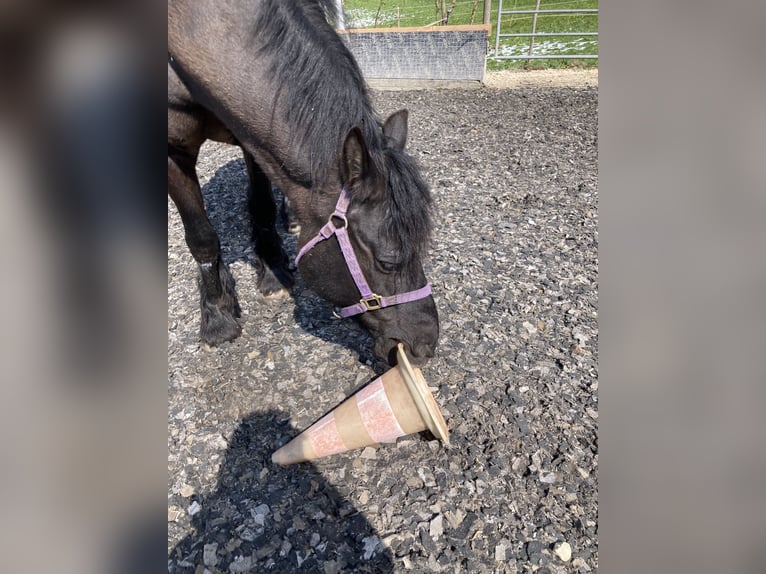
398,342 -> 433,367
384,341 -> 433,367
413,343 -> 435,359
389,341 -> 414,366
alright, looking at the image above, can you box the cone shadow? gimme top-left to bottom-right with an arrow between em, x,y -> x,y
168,409 -> 394,573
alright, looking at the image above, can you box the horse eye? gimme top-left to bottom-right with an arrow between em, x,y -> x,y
376,257 -> 400,273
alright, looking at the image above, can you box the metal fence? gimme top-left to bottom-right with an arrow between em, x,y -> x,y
493,0 -> 598,61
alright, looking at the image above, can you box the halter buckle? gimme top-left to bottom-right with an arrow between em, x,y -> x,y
360,294 -> 383,311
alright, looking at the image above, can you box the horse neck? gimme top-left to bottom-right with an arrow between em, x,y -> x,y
261,81 -> 380,191
249,75 -> 383,228
247,2 -> 383,192
171,0 -> 381,215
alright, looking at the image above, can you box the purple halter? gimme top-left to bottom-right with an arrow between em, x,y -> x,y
295,186 -> 432,318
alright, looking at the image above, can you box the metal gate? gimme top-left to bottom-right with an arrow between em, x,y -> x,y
493,0 -> 598,61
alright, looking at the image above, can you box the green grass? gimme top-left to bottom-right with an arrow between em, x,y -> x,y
341,0 -> 598,70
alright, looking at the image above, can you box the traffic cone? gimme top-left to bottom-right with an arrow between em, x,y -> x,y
272,344 -> 449,465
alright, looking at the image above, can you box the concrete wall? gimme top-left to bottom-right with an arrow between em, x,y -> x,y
340,25 -> 490,83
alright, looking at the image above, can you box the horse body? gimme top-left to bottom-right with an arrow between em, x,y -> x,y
168,0 -> 439,365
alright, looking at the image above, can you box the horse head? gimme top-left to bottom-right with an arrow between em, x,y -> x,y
296,110 -> 439,367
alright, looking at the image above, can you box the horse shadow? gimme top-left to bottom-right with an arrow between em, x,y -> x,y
169,409 -> 394,573
199,157 -> 384,371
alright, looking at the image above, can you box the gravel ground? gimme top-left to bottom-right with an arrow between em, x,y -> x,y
168,82 -> 598,573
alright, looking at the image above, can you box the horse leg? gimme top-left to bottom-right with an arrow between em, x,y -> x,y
168,148 -> 241,345
244,152 -> 294,297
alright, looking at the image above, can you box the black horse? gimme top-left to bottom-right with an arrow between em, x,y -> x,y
168,0 -> 438,366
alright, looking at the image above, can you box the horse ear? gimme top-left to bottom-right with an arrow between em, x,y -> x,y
341,127 -> 369,184
383,109 -> 408,151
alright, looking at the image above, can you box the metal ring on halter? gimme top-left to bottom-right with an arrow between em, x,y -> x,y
330,213 -> 348,229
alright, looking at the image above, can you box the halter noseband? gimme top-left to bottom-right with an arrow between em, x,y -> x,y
295,186 -> 432,318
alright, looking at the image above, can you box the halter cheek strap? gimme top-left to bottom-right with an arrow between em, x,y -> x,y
295,186 -> 432,318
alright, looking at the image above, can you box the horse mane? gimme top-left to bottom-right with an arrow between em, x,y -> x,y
251,1 -> 380,182
382,146 -> 433,266
251,0 -> 432,261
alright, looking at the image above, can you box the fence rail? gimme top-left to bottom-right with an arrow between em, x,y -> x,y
493,1 -> 598,61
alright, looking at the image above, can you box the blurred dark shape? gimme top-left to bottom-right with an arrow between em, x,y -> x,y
113,506 -> 168,574
40,19 -> 162,378
0,2 -> 166,573
1,0 -> 165,381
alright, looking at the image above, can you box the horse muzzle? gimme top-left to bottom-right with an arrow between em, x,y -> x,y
378,338 -> 435,368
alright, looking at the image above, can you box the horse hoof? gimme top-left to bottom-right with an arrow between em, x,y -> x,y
259,277 -> 292,299
200,305 -> 242,345
258,265 -> 294,297
263,287 -> 291,301
201,320 -> 241,346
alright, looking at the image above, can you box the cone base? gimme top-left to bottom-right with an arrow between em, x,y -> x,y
396,344 -> 450,446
